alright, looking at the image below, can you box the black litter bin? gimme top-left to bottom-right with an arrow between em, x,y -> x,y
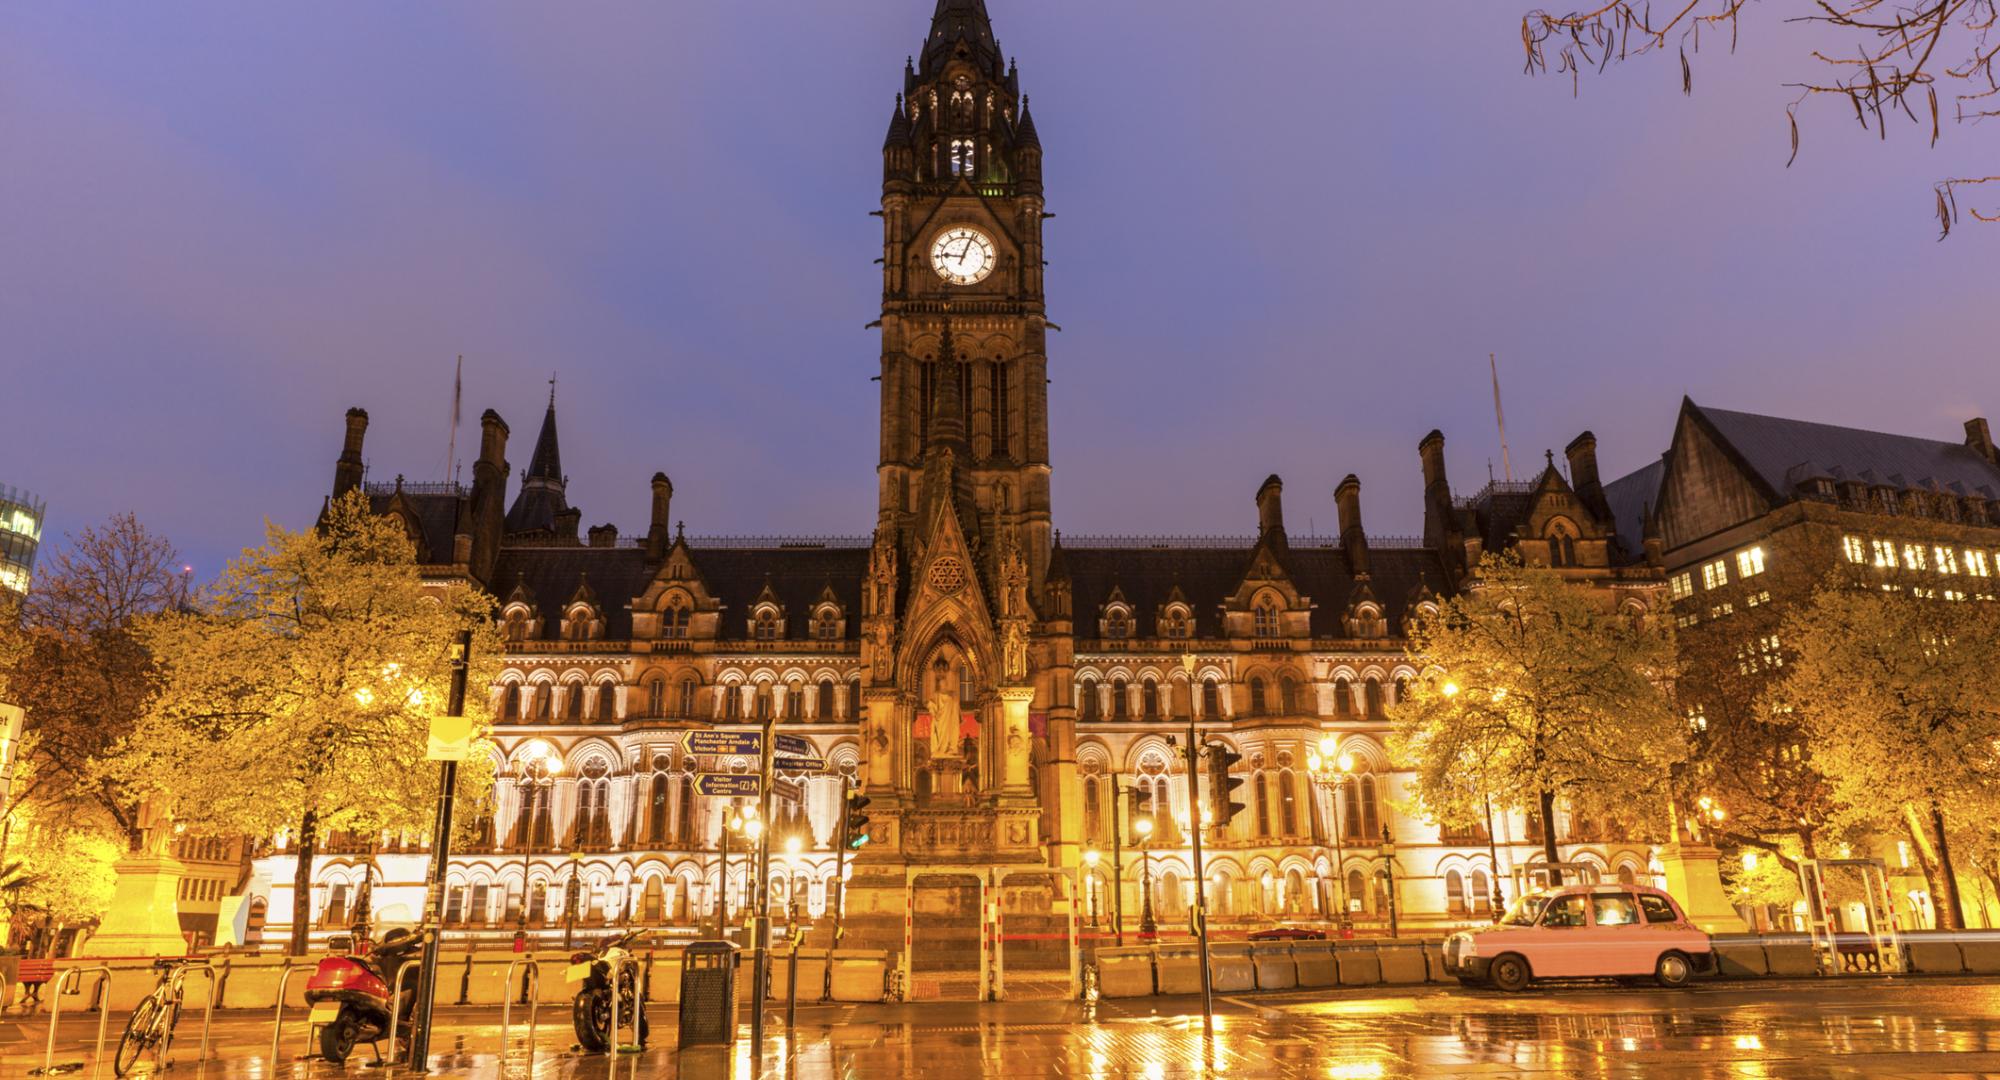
678,941 -> 740,1049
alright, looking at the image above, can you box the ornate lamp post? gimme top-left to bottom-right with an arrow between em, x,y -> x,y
1082,848 -> 1101,927
718,805 -> 758,941
1305,736 -> 1357,928
1378,826 -> 1400,939
562,850 -> 583,950
1135,815 -> 1157,938
784,835 -> 804,926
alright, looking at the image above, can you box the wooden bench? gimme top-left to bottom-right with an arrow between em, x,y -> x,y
15,958 -> 56,1012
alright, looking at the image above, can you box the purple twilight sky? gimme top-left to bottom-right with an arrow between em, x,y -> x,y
6,1 -> 1995,576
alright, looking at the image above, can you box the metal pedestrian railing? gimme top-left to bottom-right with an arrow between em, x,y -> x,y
31,966 -> 112,1078
269,962 -> 303,1064
382,959 -> 423,1065
163,962 -> 217,1071
500,957 -> 541,1064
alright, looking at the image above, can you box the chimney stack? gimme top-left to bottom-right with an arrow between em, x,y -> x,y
468,409 -> 510,586
1255,475 -> 1286,542
332,407 -> 369,500
647,473 -> 675,560
1565,430 -> 1610,519
1418,429 -> 1465,581
1967,417 -> 1997,464
1335,474 -> 1371,577
588,523 -> 619,548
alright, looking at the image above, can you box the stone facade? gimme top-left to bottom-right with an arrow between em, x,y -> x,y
254,1 -> 1671,959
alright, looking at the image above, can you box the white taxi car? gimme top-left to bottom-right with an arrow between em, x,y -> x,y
1442,883 -> 1714,991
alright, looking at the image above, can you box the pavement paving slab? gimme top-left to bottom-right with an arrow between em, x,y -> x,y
3,976 -> 2000,1078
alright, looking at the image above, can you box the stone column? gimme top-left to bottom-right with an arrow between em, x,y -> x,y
1656,843 -> 1752,934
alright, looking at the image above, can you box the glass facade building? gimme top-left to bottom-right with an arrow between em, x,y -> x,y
0,484 -> 45,597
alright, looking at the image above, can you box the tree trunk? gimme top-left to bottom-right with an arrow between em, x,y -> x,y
1539,788 -> 1562,886
1903,812 -> 1943,929
1932,802 -> 1967,932
288,808 -> 319,958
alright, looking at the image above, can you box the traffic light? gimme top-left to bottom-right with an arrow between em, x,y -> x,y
844,790 -> 873,851
1207,742 -> 1246,829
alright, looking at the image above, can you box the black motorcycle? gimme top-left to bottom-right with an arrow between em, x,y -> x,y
567,928 -> 651,1053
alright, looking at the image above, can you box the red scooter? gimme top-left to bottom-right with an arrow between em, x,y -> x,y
303,927 -> 425,1064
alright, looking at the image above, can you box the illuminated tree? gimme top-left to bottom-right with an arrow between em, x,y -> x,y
108,492 -> 500,955
1389,553 -> 1684,881
1521,2 -> 2000,234
1768,571 -> 2000,930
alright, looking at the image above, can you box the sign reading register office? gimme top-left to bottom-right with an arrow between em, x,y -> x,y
255,1 -> 1671,961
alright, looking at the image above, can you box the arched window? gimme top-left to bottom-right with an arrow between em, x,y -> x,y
1279,769 -> 1298,834
724,686 -> 742,720
503,608 -> 529,643
562,685 -> 583,722
1334,677 -> 1353,718
1161,607 -> 1190,639
1279,674 -> 1300,715
529,882 -> 547,926
754,609 -> 781,641
646,678 -> 665,718
597,684 -> 617,721
679,678 -> 697,717
566,609 -> 591,642
642,878 -> 664,922
1248,677 -> 1267,716
1285,867 -> 1308,914
1141,680 -> 1160,720
950,138 -> 974,176
1254,771 -> 1272,837
817,678 -> 836,719
754,686 -> 772,720
503,685 -> 523,721
1548,522 -> 1578,567
1346,869 -> 1366,915
1105,609 -> 1132,639
1616,864 -> 1637,886
1471,870 -> 1493,914
1111,678 -> 1129,720
674,775 -> 695,846
848,677 -> 862,719
1253,600 -> 1280,638
663,601 -> 689,639
647,770 -> 670,844
1359,775 -> 1381,840
1202,678 -> 1220,718
1446,870 -> 1467,916
813,608 -> 839,641
575,761 -> 611,848
786,685 -> 804,720
1082,773 -> 1103,841
1364,678 -> 1385,719
1079,678 -> 1100,721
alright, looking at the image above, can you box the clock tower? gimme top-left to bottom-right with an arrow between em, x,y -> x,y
876,0 -> 1053,594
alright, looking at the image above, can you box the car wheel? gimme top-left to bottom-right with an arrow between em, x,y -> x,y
1655,951 -> 1693,989
1488,954 -> 1531,992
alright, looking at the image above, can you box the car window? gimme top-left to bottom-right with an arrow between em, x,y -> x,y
1638,894 -> 1679,924
1592,894 -> 1640,927
1540,894 -> 1588,928
1500,895 -> 1549,927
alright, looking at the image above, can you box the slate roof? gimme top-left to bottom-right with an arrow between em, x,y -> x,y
1063,543 -> 1449,640
922,0 -> 1000,78
491,543 -> 872,644
366,490 -> 463,565
1693,401 -> 2000,500
1603,457 -> 1665,559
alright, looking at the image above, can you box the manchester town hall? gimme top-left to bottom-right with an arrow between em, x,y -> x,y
259,0 -> 1681,977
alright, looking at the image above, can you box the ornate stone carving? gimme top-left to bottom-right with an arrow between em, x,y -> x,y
927,555 -> 966,595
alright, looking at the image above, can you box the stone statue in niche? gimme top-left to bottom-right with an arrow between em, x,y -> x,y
926,653 -> 962,761
1002,621 -> 1028,682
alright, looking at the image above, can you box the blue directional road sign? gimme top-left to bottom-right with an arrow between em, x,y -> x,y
693,773 -> 762,798
775,733 -> 812,757
683,731 -> 764,756
774,755 -> 827,773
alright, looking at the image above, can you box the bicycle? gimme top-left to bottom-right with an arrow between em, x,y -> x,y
113,958 -> 199,1077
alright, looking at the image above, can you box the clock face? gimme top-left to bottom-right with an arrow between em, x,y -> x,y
930,227 -> 996,286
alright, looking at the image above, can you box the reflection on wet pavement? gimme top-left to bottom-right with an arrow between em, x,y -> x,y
8,978 -> 2000,1078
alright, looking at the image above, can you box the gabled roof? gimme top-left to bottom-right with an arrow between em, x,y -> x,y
1062,543 -> 1449,641
1690,400 -> 2000,500
1603,457 -> 1665,558
365,489 -> 463,566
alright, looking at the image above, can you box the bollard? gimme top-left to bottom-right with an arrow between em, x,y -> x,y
32,966 -> 112,1079
269,963 -> 301,1066
500,957 -> 541,1065
382,959 -> 423,1065
785,941 -> 800,1030
164,963 -> 218,1071
608,956 -> 644,1053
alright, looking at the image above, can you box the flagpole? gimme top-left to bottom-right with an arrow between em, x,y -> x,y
445,355 -> 463,483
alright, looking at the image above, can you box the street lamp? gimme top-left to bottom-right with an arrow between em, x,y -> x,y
516,747 -> 562,939
1135,815 -> 1157,938
562,850 -> 584,950
718,805 -> 758,941
1082,848 -> 1101,926
1305,736 -> 1358,928
1378,826 -> 1400,939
